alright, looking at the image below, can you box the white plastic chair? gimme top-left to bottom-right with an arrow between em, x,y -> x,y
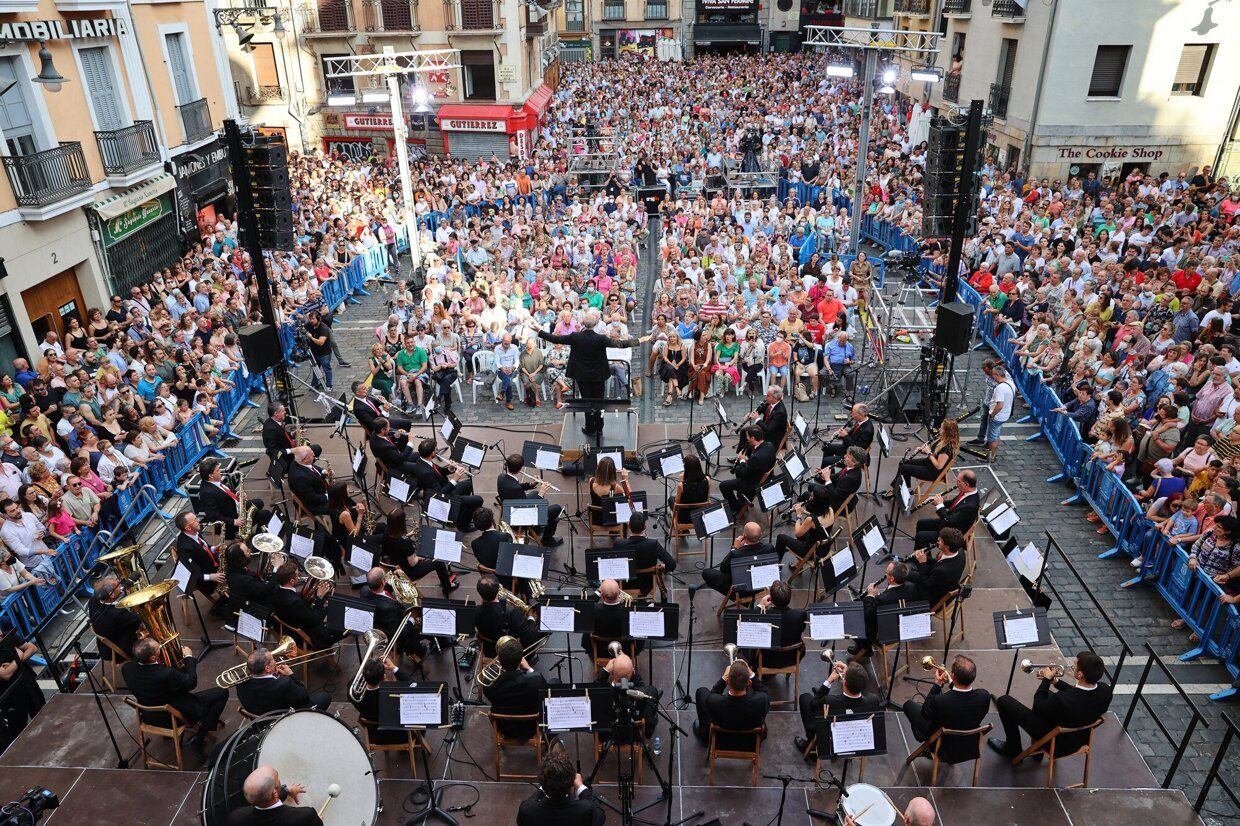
471,350 -> 501,405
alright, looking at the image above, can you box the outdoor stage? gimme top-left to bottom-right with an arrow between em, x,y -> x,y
0,418 -> 1205,825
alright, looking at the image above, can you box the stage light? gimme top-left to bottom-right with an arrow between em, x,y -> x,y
881,67 -> 898,85
409,84 -> 432,111
826,64 -> 854,78
911,67 -> 942,83
327,93 -> 355,107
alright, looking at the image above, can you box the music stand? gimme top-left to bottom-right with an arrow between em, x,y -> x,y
523,440 -> 563,473
626,601 -> 681,683
793,411 -> 810,445
235,604 -> 270,646
818,711 -> 887,760
582,445 -> 625,475
600,492 -> 649,526
541,685 -> 603,735
502,499 -> 549,532
287,528 -> 319,561
419,598 -> 476,701
377,684 -> 454,824
585,548 -> 636,585
982,500 -> 1020,540
851,516 -> 888,585
692,427 -> 723,475
994,607 -> 1051,694
325,593 -> 377,635
807,601 -> 866,643
536,595 -> 595,685
820,547 -> 859,596
169,558 -> 228,658
564,398 -> 633,450
690,501 -> 733,566
438,411 -> 462,447
866,425 -> 892,501
419,527 -> 464,567
386,474 -> 415,505
721,608 -> 778,651
885,475 -> 914,539
346,539 -> 381,586
498,541 -> 550,585
450,437 -> 487,471
781,450 -> 810,485
424,494 -> 460,527
351,446 -> 367,481
757,474 -> 792,541
876,601 -> 932,709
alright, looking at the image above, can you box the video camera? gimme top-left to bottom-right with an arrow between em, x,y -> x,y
0,787 -> 60,826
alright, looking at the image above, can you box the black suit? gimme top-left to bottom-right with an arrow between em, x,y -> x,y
236,673 -> 330,716
227,567 -> 279,611
807,465 -> 862,514
822,418 -> 874,465
694,678 -> 769,749
750,605 -> 806,669
516,789 -> 604,826
720,440 -> 777,512
471,529 -> 517,591
996,678 -> 1113,757
702,544 -> 775,596
914,491 -> 980,547
270,586 -> 341,650
121,656 -> 227,736
263,417 -> 297,475
352,394 -> 412,434
859,582 -> 920,654
476,598 -> 541,649
199,481 -> 268,541
287,462 -> 330,516
350,666 -> 413,745
798,681 -> 880,741
755,400 -> 789,447
369,430 -> 420,477
498,472 -> 562,545
175,531 -> 222,602
411,458 -> 481,532
902,684 -> 992,757
584,600 -> 633,653
537,328 -> 641,433
87,596 -> 141,661
360,586 -> 423,656
482,667 -> 548,738
906,550 -> 967,609
609,534 -> 677,595
227,803 -> 324,826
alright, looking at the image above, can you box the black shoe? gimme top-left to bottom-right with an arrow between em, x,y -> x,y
444,577 -> 461,595
966,438 -> 986,445
337,360 -> 353,368
582,427 -> 599,436
188,736 -> 207,762
794,735 -> 810,753
987,737 -> 1018,759
847,643 -> 864,656
543,536 -> 564,548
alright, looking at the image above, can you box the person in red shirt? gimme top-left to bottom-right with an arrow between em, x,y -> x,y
969,264 -> 995,293
804,317 -> 827,345
1172,266 -> 1202,293
817,295 -> 846,329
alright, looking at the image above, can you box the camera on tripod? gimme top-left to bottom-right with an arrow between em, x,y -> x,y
0,787 -> 60,826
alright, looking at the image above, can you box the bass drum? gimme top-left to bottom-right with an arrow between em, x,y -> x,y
201,709 -> 379,826
839,782 -> 897,826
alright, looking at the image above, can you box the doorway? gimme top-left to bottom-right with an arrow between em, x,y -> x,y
22,269 -> 87,348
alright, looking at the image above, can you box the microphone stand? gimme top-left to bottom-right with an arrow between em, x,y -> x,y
750,774 -> 813,826
674,585 -> 701,708
72,638 -> 132,768
409,732 -> 456,825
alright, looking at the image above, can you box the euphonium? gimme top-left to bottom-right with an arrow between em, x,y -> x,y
497,583 -> 530,615
215,635 -> 297,688
477,636 -> 547,687
1020,658 -> 1065,676
724,643 -> 738,664
116,580 -> 184,669
301,555 -> 336,599
98,544 -> 149,590
347,628 -> 389,701
384,567 -> 422,607
607,640 -> 623,658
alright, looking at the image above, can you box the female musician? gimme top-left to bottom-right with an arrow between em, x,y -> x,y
381,508 -> 458,596
775,484 -> 835,562
884,418 -> 960,499
327,481 -> 367,575
674,455 -> 712,527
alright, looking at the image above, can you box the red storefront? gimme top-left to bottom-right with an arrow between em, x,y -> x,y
436,83 -> 554,160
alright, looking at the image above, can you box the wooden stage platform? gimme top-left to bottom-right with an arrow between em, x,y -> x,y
0,419 -> 1204,825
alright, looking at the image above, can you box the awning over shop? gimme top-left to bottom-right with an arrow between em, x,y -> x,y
522,83 -> 554,122
91,172 -> 176,220
437,103 -> 525,135
692,24 -> 762,44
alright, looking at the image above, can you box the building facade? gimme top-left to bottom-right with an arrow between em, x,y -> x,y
0,0 -> 235,363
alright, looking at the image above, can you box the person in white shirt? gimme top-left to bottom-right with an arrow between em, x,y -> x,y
987,363 -> 1016,463
0,499 -> 58,581
494,333 -> 521,409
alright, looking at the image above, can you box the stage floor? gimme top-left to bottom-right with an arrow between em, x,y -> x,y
0,419 -> 1204,825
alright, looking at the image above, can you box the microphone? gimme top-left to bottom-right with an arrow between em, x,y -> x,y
625,688 -> 655,701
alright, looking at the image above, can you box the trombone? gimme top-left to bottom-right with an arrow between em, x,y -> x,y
476,635 -> 547,687
1020,658 -> 1065,677
215,636 -> 342,688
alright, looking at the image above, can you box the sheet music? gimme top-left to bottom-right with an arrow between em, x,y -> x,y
267,513 -> 283,536
614,501 -> 635,525
352,448 -> 364,473
861,526 -> 885,558
736,620 -> 773,649
289,533 -> 314,559
421,607 -> 456,637
171,561 -> 192,592
349,545 -> 373,571
898,612 -> 932,641
1003,615 -> 1040,647
832,549 -> 854,578
440,419 -> 455,443
398,693 -> 441,727
750,563 -> 781,590
716,400 -> 729,423
761,483 -> 785,510
897,479 -> 911,511
658,452 -> 684,478
599,450 -> 622,470
831,717 -> 875,755
236,611 -> 265,642
509,506 -> 539,527
539,604 -> 575,633
628,611 -> 664,638
427,497 -> 452,523
878,426 -> 891,453
349,570 -> 368,587
545,695 -> 592,731
606,347 -> 632,362
1006,543 -> 1044,580
701,507 -> 730,536
512,553 -> 544,580
987,504 -> 1019,534
535,449 -> 561,470
810,612 -> 846,641
389,477 -> 411,503
784,453 -> 806,480
701,430 -> 721,455
432,534 -> 462,563
343,606 -> 374,634
461,444 -> 485,468
597,557 -> 630,581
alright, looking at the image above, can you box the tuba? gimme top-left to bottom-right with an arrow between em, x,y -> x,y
98,544 -> 149,590
301,556 -> 336,599
476,636 -> 547,688
116,580 -> 184,669
347,628 -> 389,702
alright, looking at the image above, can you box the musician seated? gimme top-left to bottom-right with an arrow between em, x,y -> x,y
852,560 -> 920,658
262,402 -> 320,476
360,566 -> 428,661
885,418 -> 958,500
795,660 -> 877,758
412,438 -> 483,533
720,426 -> 776,513
906,527 -> 968,609
482,636 -> 548,740
692,658 -> 770,746
594,652 -> 660,737
236,647 -> 331,716
226,765 -> 324,826
351,380 -> 413,434
775,485 -> 835,565
286,447 -> 331,517
381,509 -> 458,595
988,651 -> 1114,760
476,574 -> 542,651
471,508 -> 518,592
198,459 -> 269,541
174,511 -> 229,617
805,446 -> 867,514
749,581 -> 806,668
498,454 -> 563,548
122,637 -> 228,760
270,562 -> 344,651
701,521 -> 774,597
912,470 -> 980,548
901,654 -> 990,747
585,578 -> 638,654
609,511 -> 676,596
822,403 -> 874,466
351,658 -> 416,745
367,417 -> 420,477
516,742 -> 605,826
224,543 -> 279,610
88,574 -> 142,662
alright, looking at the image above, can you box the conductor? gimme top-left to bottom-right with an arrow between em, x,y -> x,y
537,309 -> 649,436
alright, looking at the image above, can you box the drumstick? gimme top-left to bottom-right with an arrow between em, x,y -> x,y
317,784 -> 341,818
851,801 -> 874,821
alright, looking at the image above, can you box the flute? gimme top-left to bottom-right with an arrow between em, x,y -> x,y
518,468 -> 561,492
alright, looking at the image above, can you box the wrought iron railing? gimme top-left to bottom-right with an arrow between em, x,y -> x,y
992,0 -> 1025,18
177,97 -> 213,143
94,121 -> 160,177
2,143 -> 92,208
942,72 -> 960,102
445,0 -> 499,28
942,0 -> 970,13
302,0 -> 352,32
894,0 -> 930,15
989,82 -> 1011,118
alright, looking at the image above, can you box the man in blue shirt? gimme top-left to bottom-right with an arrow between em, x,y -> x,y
824,331 -> 855,398
13,359 -> 37,391
136,363 -> 163,403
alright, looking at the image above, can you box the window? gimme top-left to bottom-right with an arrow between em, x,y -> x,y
995,37 -> 1017,88
646,0 -> 667,17
461,50 -> 495,100
1087,45 -> 1130,97
164,32 -> 198,104
1172,44 -> 1213,96
604,0 -> 626,20
565,0 -> 585,30
0,56 -> 38,156
322,53 -> 355,97
252,43 -> 281,91
79,47 -> 127,131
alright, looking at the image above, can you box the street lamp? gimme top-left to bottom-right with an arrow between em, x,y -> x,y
31,43 -> 66,92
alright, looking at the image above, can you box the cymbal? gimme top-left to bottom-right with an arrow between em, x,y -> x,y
115,580 -> 178,609
97,544 -> 141,563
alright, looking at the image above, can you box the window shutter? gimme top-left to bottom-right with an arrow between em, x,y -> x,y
81,47 -> 126,131
252,43 -> 280,89
1088,45 -> 1129,97
0,57 -> 35,134
1172,44 -> 1210,94
165,33 -> 195,103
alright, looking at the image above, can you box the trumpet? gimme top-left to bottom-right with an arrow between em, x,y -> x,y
347,628 -> 389,702
820,648 -> 837,667
1020,659 -> 1065,677
921,655 -> 951,678
216,636 -> 342,688
476,635 -> 547,687
518,469 -> 560,494
724,643 -> 739,663
607,640 -> 624,659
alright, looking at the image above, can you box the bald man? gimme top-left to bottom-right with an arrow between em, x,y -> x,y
585,578 -> 640,653
702,521 -> 775,596
844,795 -> 935,826
286,446 -> 330,515
227,765 -> 322,825
595,650 -> 661,736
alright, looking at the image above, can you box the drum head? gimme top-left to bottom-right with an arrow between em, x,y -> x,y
257,710 -> 379,826
840,783 -> 897,826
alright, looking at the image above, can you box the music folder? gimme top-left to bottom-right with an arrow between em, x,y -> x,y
721,608 -> 778,649
626,602 -> 680,641
993,607 -> 1050,650
646,445 -> 685,480
757,474 -> 792,513
385,474 -> 415,504
781,449 -> 809,483
729,552 -> 782,593
818,710 -> 887,759
418,597 -> 477,639
378,683 -> 448,731
875,601 -> 933,646
522,440 -> 563,472
583,446 -> 625,475
693,427 -> 723,461
418,527 -> 464,565
537,595 -> 595,635
439,411 -> 462,446
503,499 -> 549,529
585,548 -> 636,583
450,437 -> 487,471
852,517 -> 887,561
983,500 -> 1020,537
601,492 -> 649,526
497,542 -> 550,582
807,601 -> 866,640
691,501 -> 734,540
325,593 -> 377,634
425,493 -> 461,527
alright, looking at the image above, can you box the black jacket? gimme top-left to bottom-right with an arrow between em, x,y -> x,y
755,400 -> 789,446
757,605 -> 807,668
227,568 -> 279,610
917,684 -> 993,761
931,491 -> 980,533
907,550 -> 967,608
287,463 -> 330,515
591,600 -> 628,642
412,458 -> 455,499
840,418 -> 875,453
122,656 -> 206,724
262,417 -> 296,459
471,529 -> 512,572
271,586 -> 327,640
199,481 -> 241,526
537,329 -> 640,383
735,441 -> 777,491
609,534 -> 677,593
702,679 -> 770,746
483,667 -> 548,738
227,803 -> 324,826
861,581 -> 921,646
351,394 -> 386,433
713,544 -> 777,593
359,586 -> 405,638
175,532 -> 220,591
236,674 -> 314,716
497,472 -> 536,503
1032,679 -> 1114,754
809,465 -> 862,513
516,789 -> 604,826
369,430 -> 416,472
475,599 -> 527,643
88,597 -> 142,659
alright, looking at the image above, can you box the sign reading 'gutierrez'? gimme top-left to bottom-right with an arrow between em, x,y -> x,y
0,18 -> 128,40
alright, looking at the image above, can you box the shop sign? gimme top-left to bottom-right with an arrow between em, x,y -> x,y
344,112 -> 399,130
101,194 -> 172,247
497,65 -> 518,83
0,18 -> 126,41
698,0 -> 755,7
1056,146 -> 1165,162
441,118 -> 507,133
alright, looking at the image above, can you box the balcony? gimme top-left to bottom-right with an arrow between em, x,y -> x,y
991,0 -> 1025,20
893,0 -> 929,16
177,98 -> 213,144
444,0 -> 500,30
362,0 -> 420,32
2,143 -> 92,210
840,0 -> 891,18
602,0 -> 625,20
942,72 -> 960,102
989,82 -> 1010,118
95,121 -> 161,180
242,85 -> 288,105
941,0 -> 970,14
301,0 -> 352,34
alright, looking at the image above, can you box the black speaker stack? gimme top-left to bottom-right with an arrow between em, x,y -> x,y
243,136 -> 294,251
934,301 -> 975,356
922,115 -> 984,240
236,323 -> 283,375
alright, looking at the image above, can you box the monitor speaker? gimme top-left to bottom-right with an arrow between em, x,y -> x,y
237,323 -> 282,374
934,302 -> 974,356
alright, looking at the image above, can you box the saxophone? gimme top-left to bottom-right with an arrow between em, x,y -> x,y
362,504 -> 377,535
238,487 -> 254,541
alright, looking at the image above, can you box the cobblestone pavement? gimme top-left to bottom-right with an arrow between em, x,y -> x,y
280,228 -> 1239,822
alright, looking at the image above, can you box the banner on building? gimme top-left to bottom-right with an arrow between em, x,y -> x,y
618,28 -> 674,59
